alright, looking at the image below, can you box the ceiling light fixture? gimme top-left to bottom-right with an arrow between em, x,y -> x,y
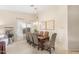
30,5 -> 38,20
30,5 -> 34,7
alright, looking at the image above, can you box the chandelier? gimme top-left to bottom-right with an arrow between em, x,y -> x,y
30,5 -> 38,20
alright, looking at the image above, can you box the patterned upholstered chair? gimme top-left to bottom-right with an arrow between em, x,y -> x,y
32,33 -> 38,47
44,33 -> 57,54
0,41 -> 6,54
43,31 -> 49,40
26,32 -> 30,43
28,32 -> 34,45
39,31 -> 43,36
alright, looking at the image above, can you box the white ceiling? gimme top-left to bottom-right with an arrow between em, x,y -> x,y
0,5 -> 60,26
0,5 -> 58,14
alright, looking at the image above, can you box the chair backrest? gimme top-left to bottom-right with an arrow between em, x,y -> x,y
50,33 -> 57,47
0,41 -> 6,54
39,31 -> 43,36
26,32 -> 29,40
32,33 -> 38,45
28,32 -> 33,42
43,31 -> 49,38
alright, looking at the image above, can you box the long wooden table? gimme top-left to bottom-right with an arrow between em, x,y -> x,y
38,36 -> 49,50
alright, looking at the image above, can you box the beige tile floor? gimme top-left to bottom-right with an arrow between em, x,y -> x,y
6,39 -> 69,54
7,39 -> 50,54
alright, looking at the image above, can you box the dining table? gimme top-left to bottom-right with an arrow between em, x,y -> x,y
38,36 -> 49,50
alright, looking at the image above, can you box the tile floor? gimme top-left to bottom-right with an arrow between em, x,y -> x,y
6,39 -> 68,54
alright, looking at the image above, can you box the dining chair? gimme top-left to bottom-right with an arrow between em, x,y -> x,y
39,31 -> 43,36
43,31 -> 49,41
26,32 -> 29,43
44,33 -> 57,54
28,32 -> 34,45
32,33 -> 38,47
44,31 -> 49,36
0,41 -> 6,54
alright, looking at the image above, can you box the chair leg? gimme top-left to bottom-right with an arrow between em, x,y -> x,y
49,48 -> 51,54
27,40 -> 29,43
38,45 -> 40,50
33,44 -> 35,48
53,47 -> 55,51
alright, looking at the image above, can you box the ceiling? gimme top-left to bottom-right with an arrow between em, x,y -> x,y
0,5 -> 58,14
0,5 -> 60,26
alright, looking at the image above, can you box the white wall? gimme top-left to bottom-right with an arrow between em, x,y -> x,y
0,10 -> 34,27
68,6 -> 79,51
38,5 -> 68,51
